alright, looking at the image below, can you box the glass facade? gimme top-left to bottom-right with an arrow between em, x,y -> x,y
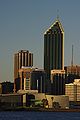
31,70 -> 46,93
44,20 -> 64,80
51,70 -> 65,95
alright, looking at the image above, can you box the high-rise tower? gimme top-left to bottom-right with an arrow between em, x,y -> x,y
14,50 -> 33,92
44,19 -> 65,94
44,19 -> 64,80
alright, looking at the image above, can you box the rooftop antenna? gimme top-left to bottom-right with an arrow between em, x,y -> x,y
57,9 -> 59,20
71,45 -> 74,66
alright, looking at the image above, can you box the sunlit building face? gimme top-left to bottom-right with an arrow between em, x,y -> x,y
14,50 -> 33,92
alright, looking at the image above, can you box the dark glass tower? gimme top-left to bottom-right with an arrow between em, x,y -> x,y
31,69 -> 46,93
44,19 -> 64,80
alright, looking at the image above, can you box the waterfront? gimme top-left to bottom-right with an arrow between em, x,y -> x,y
0,111 -> 80,120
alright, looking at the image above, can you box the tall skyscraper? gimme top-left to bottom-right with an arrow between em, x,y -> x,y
44,19 -> 64,80
44,19 -> 65,94
14,50 -> 33,92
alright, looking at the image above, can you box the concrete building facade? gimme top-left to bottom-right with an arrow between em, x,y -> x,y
65,79 -> 80,102
18,90 -> 69,109
19,67 -> 35,90
65,65 -> 80,84
18,67 -> 46,93
14,50 -> 33,92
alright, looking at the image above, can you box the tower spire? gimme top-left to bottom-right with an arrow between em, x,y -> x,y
57,9 -> 59,20
71,45 -> 74,66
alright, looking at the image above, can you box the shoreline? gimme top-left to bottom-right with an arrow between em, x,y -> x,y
0,108 -> 80,112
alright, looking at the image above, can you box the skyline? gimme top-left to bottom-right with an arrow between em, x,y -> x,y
0,0 -> 80,82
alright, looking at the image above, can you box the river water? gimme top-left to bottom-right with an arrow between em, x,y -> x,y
0,111 -> 80,120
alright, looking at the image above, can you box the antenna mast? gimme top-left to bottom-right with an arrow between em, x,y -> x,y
71,45 -> 74,66
57,9 -> 59,20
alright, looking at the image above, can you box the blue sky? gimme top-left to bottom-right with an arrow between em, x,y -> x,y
0,0 -> 80,82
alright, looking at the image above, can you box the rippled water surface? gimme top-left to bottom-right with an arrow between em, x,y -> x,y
0,111 -> 80,120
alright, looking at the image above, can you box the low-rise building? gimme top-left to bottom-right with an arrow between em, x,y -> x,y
65,79 -> 80,102
65,83 -> 77,101
1,81 -> 14,94
0,83 -> 2,94
0,93 -> 23,109
19,67 -> 47,93
18,90 -> 69,109
0,90 -> 69,109
65,65 -> 80,84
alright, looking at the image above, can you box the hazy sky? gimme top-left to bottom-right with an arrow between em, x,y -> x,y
0,0 -> 80,82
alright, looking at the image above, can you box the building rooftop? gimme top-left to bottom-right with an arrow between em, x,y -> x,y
44,19 -> 64,35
